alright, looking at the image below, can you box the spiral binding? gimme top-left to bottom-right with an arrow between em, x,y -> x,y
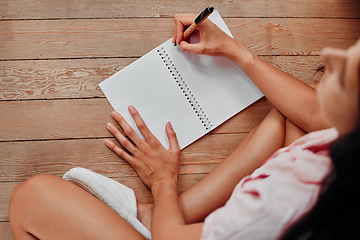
157,47 -> 212,130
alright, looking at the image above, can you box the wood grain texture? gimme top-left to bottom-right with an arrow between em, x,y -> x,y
1,18 -> 359,60
0,98 -> 114,141
0,182 -> 14,222
0,58 -> 137,100
0,98 -> 271,141
0,56 -> 322,101
0,133 -> 246,181
0,132 -> 243,221
1,0 -> 358,238
0,222 -> 13,239
1,0 -> 359,19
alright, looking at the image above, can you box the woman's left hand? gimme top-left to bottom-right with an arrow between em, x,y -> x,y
105,106 -> 181,189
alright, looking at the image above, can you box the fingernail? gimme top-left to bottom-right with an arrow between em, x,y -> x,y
105,139 -> 111,145
167,121 -> 173,130
128,105 -> 135,113
112,111 -> 122,120
107,122 -> 113,129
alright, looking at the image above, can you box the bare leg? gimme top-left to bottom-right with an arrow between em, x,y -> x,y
9,108 -> 307,239
9,174 -> 145,240
284,118 -> 306,147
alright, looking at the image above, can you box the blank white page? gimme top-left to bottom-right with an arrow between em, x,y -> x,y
100,10 -> 263,150
162,11 -> 263,130
100,48 -> 206,149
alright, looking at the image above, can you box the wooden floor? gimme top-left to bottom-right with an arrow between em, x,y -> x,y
1,0 -> 359,238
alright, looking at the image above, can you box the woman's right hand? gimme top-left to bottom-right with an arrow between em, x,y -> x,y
172,13 -> 253,66
105,106 -> 180,190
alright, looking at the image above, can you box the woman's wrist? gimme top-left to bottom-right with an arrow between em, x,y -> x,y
151,179 -> 178,198
224,38 -> 255,70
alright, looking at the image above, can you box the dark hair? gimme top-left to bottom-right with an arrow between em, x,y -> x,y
282,64 -> 360,239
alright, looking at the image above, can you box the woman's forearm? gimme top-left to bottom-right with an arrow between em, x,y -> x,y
152,181 -> 183,231
174,13 -> 329,132
177,108 -> 287,224
227,39 -> 331,132
151,182 -> 203,240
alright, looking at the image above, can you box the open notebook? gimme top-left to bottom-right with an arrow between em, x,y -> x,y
100,11 -> 263,149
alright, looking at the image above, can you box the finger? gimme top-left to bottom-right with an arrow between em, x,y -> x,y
105,139 -> 134,163
128,106 -> 158,144
111,111 -> 143,146
166,122 -> 180,153
105,139 -> 150,187
175,19 -> 185,45
107,122 -> 138,154
179,41 -> 203,54
173,14 -> 196,45
173,16 -> 180,44
173,17 -> 184,45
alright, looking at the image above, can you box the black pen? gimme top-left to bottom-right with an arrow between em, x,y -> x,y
174,7 -> 214,46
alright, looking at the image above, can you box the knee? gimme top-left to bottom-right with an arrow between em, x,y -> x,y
9,175 -> 57,219
11,175 -> 56,200
9,175 -> 60,236
267,108 -> 286,126
284,118 -> 307,146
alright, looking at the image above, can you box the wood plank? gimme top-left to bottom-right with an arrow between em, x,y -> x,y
1,0 -> 359,19
0,56 -> 322,101
0,98 -> 114,141
1,1 -> 357,239
0,182 -> 13,222
0,173 -> 208,221
0,133 -> 246,181
0,98 -> 271,141
0,58 -> 136,100
0,222 -> 13,240
1,18 -> 359,60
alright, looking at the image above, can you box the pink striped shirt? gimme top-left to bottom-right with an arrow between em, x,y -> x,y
202,128 -> 338,240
